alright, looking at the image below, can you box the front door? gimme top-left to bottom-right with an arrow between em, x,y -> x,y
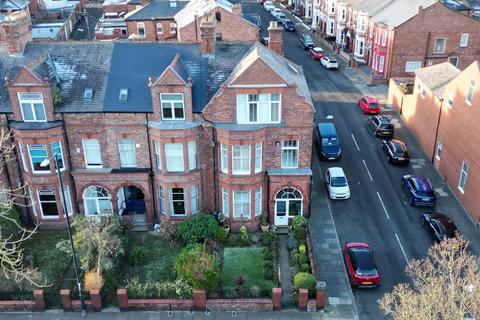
274,200 -> 289,226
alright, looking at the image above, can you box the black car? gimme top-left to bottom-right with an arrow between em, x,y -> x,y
421,212 -> 458,243
300,34 -> 314,49
367,115 -> 394,138
283,19 -> 296,31
382,139 -> 409,164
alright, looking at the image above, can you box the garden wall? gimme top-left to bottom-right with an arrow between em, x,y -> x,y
206,298 -> 273,311
0,290 -> 44,312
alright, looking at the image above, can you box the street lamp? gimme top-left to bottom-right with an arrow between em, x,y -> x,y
40,154 -> 86,315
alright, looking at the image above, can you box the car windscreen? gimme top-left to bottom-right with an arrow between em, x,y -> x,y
331,176 -> 347,187
380,123 -> 394,130
322,137 -> 338,146
285,21 -> 294,26
417,191 -> 435,197
313,48 -> 323,53
352,249 -> 377,276
328,59 -> 337,63
368,102 -> 379,107
305,36 -> 313,43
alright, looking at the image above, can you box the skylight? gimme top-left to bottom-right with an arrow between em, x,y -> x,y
84,88 -> 93,99
118,88 -> 128,101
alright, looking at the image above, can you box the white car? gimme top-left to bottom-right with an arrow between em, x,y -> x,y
271,8 -> 282,17
325,167 -> 350,200
320,56 -> 339,70
264,2 -> 275,12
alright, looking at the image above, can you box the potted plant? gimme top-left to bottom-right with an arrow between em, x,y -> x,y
260,212 -> 270,233
222,216 -> 230,235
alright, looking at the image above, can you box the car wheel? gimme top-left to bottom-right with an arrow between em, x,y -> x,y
409,196 -> 415,206
387,155 -> 391,163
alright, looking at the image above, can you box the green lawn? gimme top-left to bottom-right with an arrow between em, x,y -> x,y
221,247 -> 276,291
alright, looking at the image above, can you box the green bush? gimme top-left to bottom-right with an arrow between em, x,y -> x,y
129,247 -> 149,266
176,214 -> 224,244
263,251 -> 273,261
293,272 -> 316,291
292,216 -> 308,230
174,244 -> 220,293
292,227 -> 307,243
300,263 -> 311,273
298,253 -> 309,265
264,264 -> 274,280
287,237 -> 299,250
298,244 -> 306,255
125,277 -> 192,299
261,230 -> 277,246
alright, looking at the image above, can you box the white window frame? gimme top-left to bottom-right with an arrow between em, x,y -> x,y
236,94 -> 281,124
281,140 -> 299,169
159,185 -> 167,214
190,185 -> 199,214
255,187 -> 262,216
433,38 -> 446,54
160,93 -> 185,120
405,61 -> 422,72
154,141 -> 162,170
188,140 -> 196,171
137,22 -> 145,37
18,142 -> 28,172
460,33 -> 469,47
170,22 -> 177,34
254,142 -> 262,173
449,56 -> 459,67
232,145 -> 251,175
37,189 -> 58,219
156,22 -> 163,34
83,186 -> 113,216
355,38 -> 364,56
222,188 -> 229,216
233,190 -> 251,220
28,144 -> 50,174
50,141 -> 65,172
466,79 -> 475,105
59,186 -> 73,216
381,30 -> 387,46
357,16 -> 366,33
18,92 -> 47,122
220,143 -> 228,173
117,139 -> 136,167
82,139 -> 102,169
169,187 -> 186,216
165,143 -> 184,172
378,55 -> 385,73
436,141 -> 442,160
458,161 -> 468,193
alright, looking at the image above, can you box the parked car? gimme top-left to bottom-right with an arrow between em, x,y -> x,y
343,243 -> 381,288
401,174 -> 437,207
381,139 -> 409,165
316,123 -> 341,161
275,13 -> 287,24
421,212 -> 458,243
309,47 -> 325,60
299,34 -> 315,49
359,96 -> 381,114
283,19 -> 296,31
320,56 -> 339,69
325,167 -> 350,200
257,0 -> 266,3
271,8 -> 282,17
367,115 -> 394,138
263,1 -> 275,12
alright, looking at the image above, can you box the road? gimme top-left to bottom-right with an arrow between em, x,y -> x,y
242,2 -> 471,319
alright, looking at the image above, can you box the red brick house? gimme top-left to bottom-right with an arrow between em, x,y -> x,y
0,22 -> 314,230
388,61 -> 480,226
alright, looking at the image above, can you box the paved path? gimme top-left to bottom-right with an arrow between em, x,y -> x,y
277,234 -> 293,307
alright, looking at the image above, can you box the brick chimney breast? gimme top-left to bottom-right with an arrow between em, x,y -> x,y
268,21 -> 283,56
200,12 -> 216,55
232,3 -> 242,16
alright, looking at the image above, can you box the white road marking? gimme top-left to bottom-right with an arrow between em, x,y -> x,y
376,192 -> 390,220
394,233 -> 410,265
434,187 -> 449,197
362,159 -> 373,181
351,133 -> 360,152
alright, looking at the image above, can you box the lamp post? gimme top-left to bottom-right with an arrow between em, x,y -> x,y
40,154 -> 86,315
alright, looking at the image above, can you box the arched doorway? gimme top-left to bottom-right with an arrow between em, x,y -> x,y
83,186 -> 113,216
274,187 -> 303,226
117,186 -> 146,223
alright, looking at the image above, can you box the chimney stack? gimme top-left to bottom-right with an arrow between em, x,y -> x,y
0,11 -> 32,55
417,5 -> 423,15
200,12 -> 216,55
268,21 -> 283,56
232,3 -> 242,16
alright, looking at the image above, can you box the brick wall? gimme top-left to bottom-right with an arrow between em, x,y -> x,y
126,19 -> 177,41
206,298 -> 273,311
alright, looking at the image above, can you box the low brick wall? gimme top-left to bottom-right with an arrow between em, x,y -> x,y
126,299 -> 194,311
0,289 -> 44,312
207,298 -> 273,311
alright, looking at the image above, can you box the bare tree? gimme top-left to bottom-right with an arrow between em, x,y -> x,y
0,127 -> 46,287
379,236 -> 480,320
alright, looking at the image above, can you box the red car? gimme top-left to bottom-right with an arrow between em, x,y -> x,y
359,96 -> 381,114
343,243 -> 381,288
309,47 -> 325,60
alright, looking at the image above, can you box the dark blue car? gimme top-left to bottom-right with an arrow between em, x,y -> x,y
401,174 -> 436,207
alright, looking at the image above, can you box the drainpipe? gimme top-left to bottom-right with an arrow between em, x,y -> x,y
145,113 -> 158,225
423,31 -> 431,67
431,98 -> 444,164
60,113 -> 79,213
211,125 -> 218,211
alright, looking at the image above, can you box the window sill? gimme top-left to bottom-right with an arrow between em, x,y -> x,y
458,186 -> 465,194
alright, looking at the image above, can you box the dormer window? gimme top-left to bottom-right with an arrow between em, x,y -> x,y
84,88 -> 93,99
160,93 -> 185,120
18,92 -> 47,122
119,89 -> 128,101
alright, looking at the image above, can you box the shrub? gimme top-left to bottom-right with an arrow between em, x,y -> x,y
129,247 -> 149,266
159,216 -> 176,241
240,226 -> 251,246
261,230 -> 277,246
300,263 -> 310,273
298,244 -> 306,255
287,237 -> 299,250
176,214 -> 224,244
224,234 -> 238,247
264,265 -> 274,280
298,253 -> 309,265
292,216 -> 308,230
125,278 -> 192,299
292,227 -> 307,243
250,286 -> 260,298
293,272 -> 316,291
174,244 -> 220,293
235,275 -> 247,287
83,271 -> 104,292
263,251 -> 273,261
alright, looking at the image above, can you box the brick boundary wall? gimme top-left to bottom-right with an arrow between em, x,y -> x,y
0,289 -> 44,312
206,298 -> 273,311
60,289 -> 98,311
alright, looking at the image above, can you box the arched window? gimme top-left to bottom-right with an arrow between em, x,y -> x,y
83,186 -> 113,216
274,187 -> 303,226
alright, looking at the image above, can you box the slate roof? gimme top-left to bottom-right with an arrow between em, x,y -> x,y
174,0 -> 233,28
0,0 -> 28,11
350,0 -> 391,15
125,0 -> 188,21
414,62 -> 461,98
371,0 -> 437,27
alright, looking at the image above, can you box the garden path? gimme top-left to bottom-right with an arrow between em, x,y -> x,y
277,234 -> 293,307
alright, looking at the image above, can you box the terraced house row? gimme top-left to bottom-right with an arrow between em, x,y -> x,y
0,21 -> 315,230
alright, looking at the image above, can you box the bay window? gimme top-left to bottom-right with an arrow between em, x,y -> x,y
50,141 -> 64,170
222,188 -> 229,215
236,94 -> 281,124
233,190 -> 250,219
18,92 -> 46,122
18,142 -> 28,172
255,142 -> 262,173
159,186 -> 166,214
190,185 -> 199,214
220,143 -> 228,173
255,187 -> 262,216
38,189 -> 58,218
169,188 -> 186,215
232,145 -> 250,175
165,143 -> 184,172
154,141 -> 162,170
28,144 -> 49,173
188,141 -> 197,170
